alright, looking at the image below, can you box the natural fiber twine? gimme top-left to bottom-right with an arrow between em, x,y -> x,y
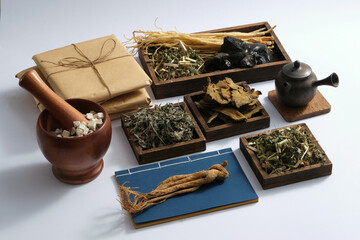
41,39 -> 132,98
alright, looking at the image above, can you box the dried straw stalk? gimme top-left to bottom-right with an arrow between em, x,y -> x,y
124,26 -> 276,54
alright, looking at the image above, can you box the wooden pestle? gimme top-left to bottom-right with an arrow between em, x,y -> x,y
19,70 -> 88,130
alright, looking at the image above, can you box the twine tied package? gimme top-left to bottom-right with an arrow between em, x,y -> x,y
16,35 -> 152,119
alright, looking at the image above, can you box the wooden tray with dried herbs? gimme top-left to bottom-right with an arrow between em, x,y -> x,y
184,77 -> 270,142
240,123 -> 332,189
127,22 -> 291,98
121,102 -> 206,164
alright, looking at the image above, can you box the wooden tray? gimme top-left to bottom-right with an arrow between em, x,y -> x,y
239,123 -> 332,189
138,21 -> 291,99
184,81 -> 270,142
121,102 -> 206,164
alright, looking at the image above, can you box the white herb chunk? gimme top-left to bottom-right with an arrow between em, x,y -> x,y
62,130 -> 70,138
55,128 -> 62,134
96,112 -> 104,119
95,119 -> 103,126
86,113 -> 94,120
53,110 -> 105,138
88,120 -> 97,130
70,127 -> 76,135
73,121 -> 80,127
76,128 -> 84,137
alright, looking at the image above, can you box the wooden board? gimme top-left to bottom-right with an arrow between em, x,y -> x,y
138,21 -> 292,99
120,102 -> 206,164
115,148 -> 258,228
184,81 -> 270,142
268,90 -> 331,122
239,123 -> 332,189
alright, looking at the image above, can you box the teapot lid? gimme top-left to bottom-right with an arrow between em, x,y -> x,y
282,60 -> 312,79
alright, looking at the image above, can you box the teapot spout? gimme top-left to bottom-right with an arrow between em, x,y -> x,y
313,73 -> 339,88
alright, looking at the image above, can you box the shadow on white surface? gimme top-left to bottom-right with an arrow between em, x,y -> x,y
233,147 -> 332,198
261,95 -> 287,128
82,177 -> 135,238
0,162 -> 72,230
84,206 -> 135,238
0,88 -> 39,155
259,174 -> 331,197
104,123 -> 139,168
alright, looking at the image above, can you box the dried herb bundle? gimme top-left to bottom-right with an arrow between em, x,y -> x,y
118,161 -> 229,214
123,104 -> 195,149
195,77 -> 263,123
146,42 -> 204,81
125,26 -> 275,53
247,126 -> 325,175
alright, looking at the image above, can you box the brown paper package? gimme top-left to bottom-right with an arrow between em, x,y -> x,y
16,67 -> 152,120
32,34 -> 152,103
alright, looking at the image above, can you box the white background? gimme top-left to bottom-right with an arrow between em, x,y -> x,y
1,0 -> 359,239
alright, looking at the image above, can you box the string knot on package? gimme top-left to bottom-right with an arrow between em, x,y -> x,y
41,39 -> 132,98
118,161 -> 229,214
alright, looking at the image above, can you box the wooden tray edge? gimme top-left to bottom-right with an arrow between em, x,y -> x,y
239,123 -> 332,189
184,82 -> 271,142
138,22 -> 291,99
121,102 -> 206,164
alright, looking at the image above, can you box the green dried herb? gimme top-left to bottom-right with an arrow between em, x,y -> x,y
123,103 -> 195,150
247,126 -> 325,175
145,42 -> 204,81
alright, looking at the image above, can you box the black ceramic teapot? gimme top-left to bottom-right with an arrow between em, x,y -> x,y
275,60 -> 339,107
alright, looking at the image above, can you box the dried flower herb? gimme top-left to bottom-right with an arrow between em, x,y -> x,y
123,103 -> 195,149
247,126 -> 325,175
195,77 -> 263,123
145,41 -> 204,81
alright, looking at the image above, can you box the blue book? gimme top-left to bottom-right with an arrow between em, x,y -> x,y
115,148 -> 258,228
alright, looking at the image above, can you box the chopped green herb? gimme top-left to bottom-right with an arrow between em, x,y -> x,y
124,104 -> 195,149
247,126 -> 325,174
145,42 -> 204,81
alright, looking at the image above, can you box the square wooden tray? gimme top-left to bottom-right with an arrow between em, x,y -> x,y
121,102 -> 206,164
184,81 -> 270,142
239,123 -> 332,189
138,21 -> 291,99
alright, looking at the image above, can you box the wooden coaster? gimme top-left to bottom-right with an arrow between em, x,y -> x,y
268,90 -> 331,122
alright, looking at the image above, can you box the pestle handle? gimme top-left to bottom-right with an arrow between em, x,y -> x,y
19,70 -> 88,130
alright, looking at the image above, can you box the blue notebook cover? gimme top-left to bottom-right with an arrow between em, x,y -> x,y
115,148 -> 258,228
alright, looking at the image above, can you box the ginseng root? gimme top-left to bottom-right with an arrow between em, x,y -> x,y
118,161 -> 229,214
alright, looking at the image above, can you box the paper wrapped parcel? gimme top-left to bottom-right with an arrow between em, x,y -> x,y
16,67 -> 152,120
32,34 -> 152,103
